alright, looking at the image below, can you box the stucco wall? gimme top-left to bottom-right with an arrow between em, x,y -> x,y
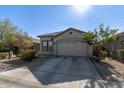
88,45 -> 93,57
39,29 -> 93,57
54,29 -> 84,42
53,30 -> 93,57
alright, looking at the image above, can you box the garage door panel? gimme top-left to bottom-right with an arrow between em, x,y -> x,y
57,41 -> 87,56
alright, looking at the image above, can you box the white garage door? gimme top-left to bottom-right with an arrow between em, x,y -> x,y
56,40 -> 88,56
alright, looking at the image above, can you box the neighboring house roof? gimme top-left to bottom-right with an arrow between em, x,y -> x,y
117,32 -> 124,36
32,38 -> 40,43
37,27 -> 85,38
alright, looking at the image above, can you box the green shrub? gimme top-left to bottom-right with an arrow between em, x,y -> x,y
18,50 -> 37,61
0,52 -> 8,59
0,48 -> 8,52
93,49 -> 99,57
99,50 -> 108,60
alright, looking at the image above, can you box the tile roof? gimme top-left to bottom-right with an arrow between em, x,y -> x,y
117,32 -> 124,36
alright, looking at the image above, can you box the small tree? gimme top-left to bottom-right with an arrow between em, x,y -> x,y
0,19 -> 18,47
15,30 -> 33,50
83,28 -> 99,45
83,31 -> 96,45
0,19 -> 19,58
0,19 -> 33,58
83,29 -> 99,57
83,23 -> 118,46
83,23 -> 118,58
98,23 -> 118,45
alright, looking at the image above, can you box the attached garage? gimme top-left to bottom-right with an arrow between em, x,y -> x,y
56,39 -> 89,56
38,28 -> 93,57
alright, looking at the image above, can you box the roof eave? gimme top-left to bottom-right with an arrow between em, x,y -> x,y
37,35 -> 54,38
37,27 -> 86,38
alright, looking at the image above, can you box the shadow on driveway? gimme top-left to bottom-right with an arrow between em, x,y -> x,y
0,57 -> 124,88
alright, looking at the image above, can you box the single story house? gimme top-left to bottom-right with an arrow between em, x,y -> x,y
37,28 -> 93,57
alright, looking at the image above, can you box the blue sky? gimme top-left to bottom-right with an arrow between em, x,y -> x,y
0,5 -> 124,38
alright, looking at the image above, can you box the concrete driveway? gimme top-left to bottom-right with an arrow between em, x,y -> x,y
0,57 -> 107,87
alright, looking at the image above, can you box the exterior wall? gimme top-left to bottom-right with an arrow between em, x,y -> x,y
88,45 -> 93,57
39,29 -> 93,57
53,30 -> 92,57
53,29 -> 86,56
114,35 -> 124,50
40,36 -> 53,41
54,29 -> 84,42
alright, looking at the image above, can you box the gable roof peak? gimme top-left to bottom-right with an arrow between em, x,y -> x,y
37,27 -> 85,38
65,27 -> 84,32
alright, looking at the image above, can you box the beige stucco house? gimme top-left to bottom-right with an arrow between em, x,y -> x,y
37,28 -> 93,57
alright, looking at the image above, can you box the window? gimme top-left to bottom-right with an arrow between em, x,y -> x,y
48,41 -> 53,51
42,41 -> 53,51
42,41 -> 47,51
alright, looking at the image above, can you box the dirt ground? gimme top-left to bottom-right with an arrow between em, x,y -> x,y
91,58 -> 124,82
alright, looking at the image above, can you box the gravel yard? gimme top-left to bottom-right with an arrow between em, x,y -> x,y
90,58 -> 124,87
